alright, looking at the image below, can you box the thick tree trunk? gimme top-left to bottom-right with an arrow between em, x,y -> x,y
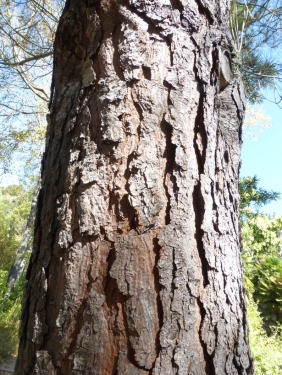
15,0 -> 253,374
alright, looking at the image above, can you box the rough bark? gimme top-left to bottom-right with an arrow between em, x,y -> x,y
15,0 -> 253,374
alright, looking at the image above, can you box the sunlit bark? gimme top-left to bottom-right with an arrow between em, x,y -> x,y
15,1 -> 253,374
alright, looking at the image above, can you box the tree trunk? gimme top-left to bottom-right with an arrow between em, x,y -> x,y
15,0 -> 253,374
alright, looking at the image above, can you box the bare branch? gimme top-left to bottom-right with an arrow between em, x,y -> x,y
0,51 -> 53,67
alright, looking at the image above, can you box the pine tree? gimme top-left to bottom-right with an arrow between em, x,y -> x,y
15,1 -> 253,374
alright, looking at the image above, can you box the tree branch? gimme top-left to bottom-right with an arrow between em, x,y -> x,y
0,51 -> 53,67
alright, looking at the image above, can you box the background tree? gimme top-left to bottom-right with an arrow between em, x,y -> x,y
15,0 -> 253,374
0,0 -> 64,177
0,0 -> 64,318
239,176 -> 282,374
230,0 -> 282,104
0,185 -> 32,361
239,175 -> 280,218
7,184 -> 39,292
240,176 -> 282,324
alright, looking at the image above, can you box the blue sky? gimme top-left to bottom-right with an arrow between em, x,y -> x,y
241,99 -> 282,217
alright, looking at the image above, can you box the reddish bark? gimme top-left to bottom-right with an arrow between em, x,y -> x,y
15,1 -> 253,374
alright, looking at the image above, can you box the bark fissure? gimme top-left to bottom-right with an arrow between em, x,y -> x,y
193,66 -> 209,286
194,0 -> 214,25
160,115 -> 176,226
152,238 -> 163,365
197,297 -> 216,375
169,0 -> 184,12
64,243 -> 95,362
106,267 -> 143,372
192,183 -> 209,287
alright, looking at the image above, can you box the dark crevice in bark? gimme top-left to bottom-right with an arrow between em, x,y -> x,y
112,361 -> 119,375
192,81 -> 210,283
210,180 -> 220,235
167,39 -> 173,67
92,33 -> 103,91
169,247 -> 182,374
192,81 -> 216,372
112,23 -> 125,81
142,65 -> 152,80
162,78 -> 178,225
237,86 -> 245,144
231,89 -> 244,145
152,237 -> 163,362
197,298 -> 215,375
169,0 -> 184,11
160,115 -> 176,225
192,183 -> 209,288
108,170 -> 120,221
229,202 -> 239,237
96,0 -> 118,38
120,0 -> 170,47
61,243 -> 94,370
104,244 -> 135,375
232,357 -> 242,374
172,351 -> 180,374
232,350 -> 246,375
118,193 -> 136,229
172,316 -> 181,373
234,274 -> 253,375
105,244 -> 123,306
210,46 -> 219,87
120,301 -> 151,372
127,80 -> 142,142
25,187 -> 44,280
122,2 -> 160,33
38,197 -> 71,375
241,319 -> 254,374
52,89 -> 81,166
26,353 -> 59,375
210,179 -> 216,209
171,246 -> 177,297
72,87 -> 94,139
119,83 -> 143,232
193,82 -> 207,174
194,0 -> 214,25
169,0 -> 185,28
124,150 -> 139,231
34,194 -> 66,361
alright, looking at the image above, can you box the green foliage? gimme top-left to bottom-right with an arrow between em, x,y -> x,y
239,175 -> 280,219
248,297 -> 282,375
0,185 -> 32,270
242,214 -> 282,326
242,214 -> 282,257
240,192 -> 282,328
0,185 -> 32,362
241,50 -> 278,103
0,270 -> 24,361
254,256 -> 282,325
240,176 -> 282,370
231,0 -> 282,103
